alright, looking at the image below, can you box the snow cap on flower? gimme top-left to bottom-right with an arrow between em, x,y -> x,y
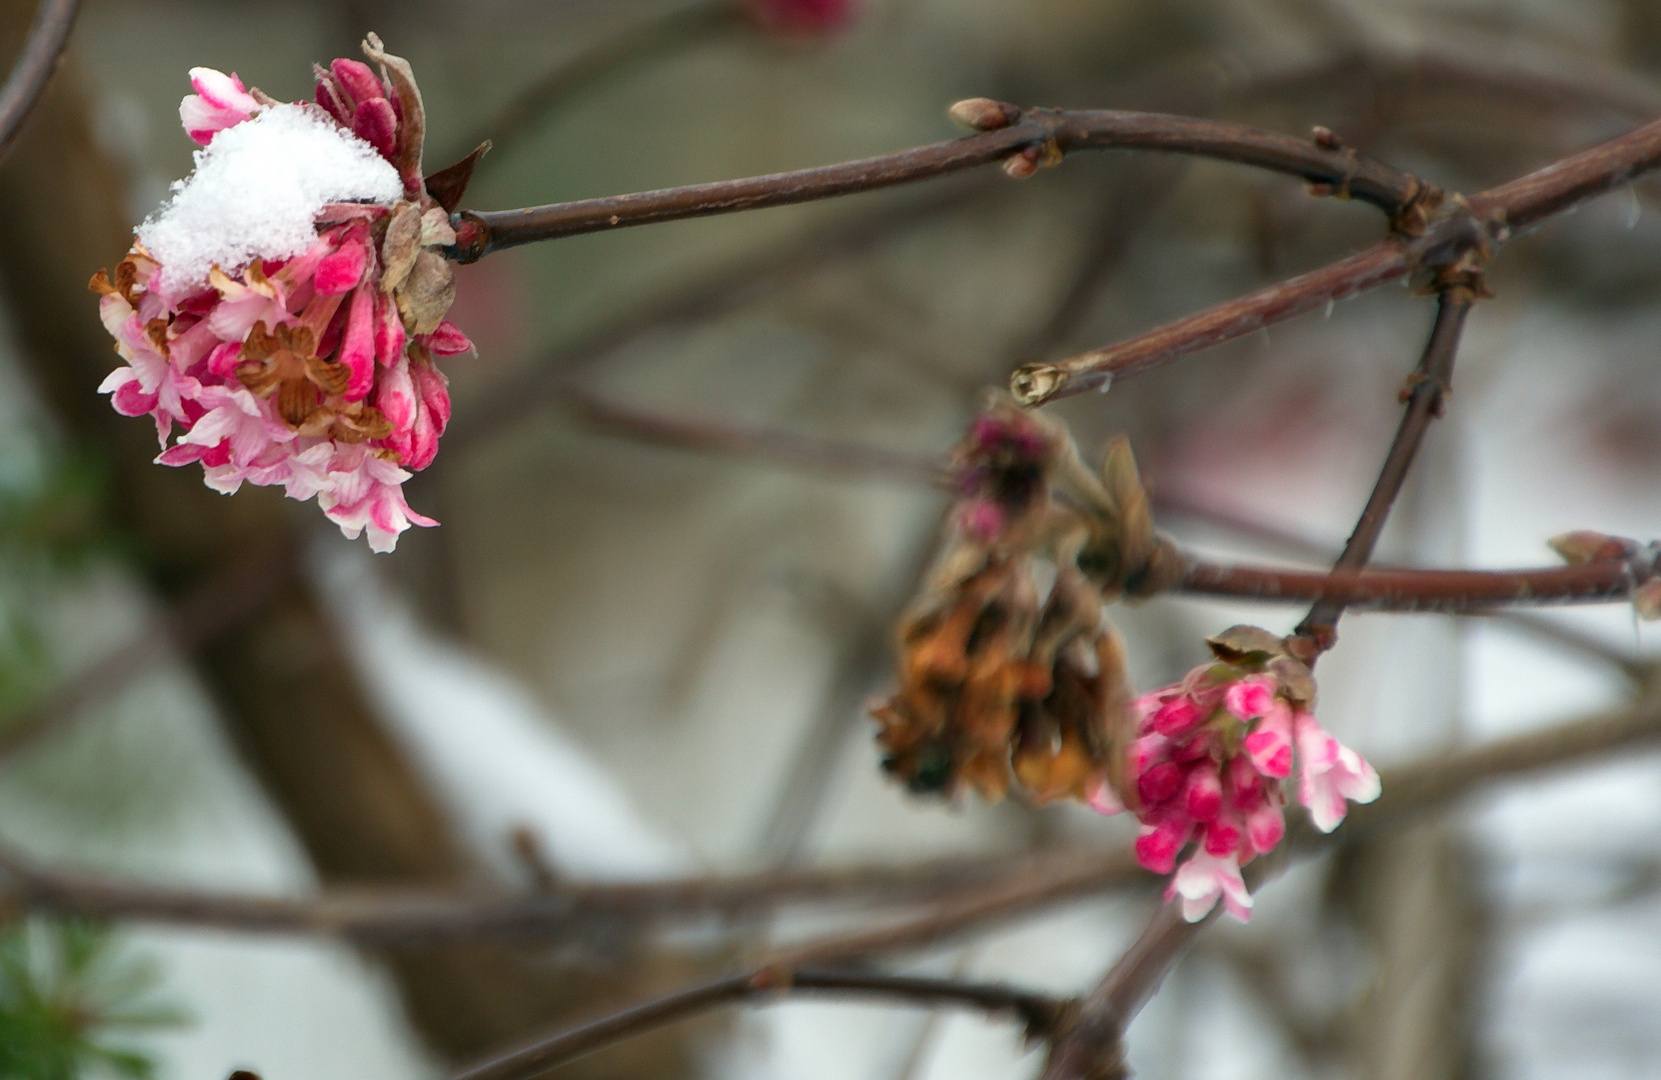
1091,624 -> 1379,924
93,36 -> 481,552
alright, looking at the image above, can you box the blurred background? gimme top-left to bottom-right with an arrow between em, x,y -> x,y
2,0 -> 1661,1076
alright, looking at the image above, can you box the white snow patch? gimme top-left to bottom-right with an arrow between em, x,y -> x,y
314,545 -> 689,881
138,103 -> 402,290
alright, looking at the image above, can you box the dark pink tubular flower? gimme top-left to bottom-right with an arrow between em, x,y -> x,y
93,35 -> 479,552
743,0 -> 857,35
1092,626 -> 1380,923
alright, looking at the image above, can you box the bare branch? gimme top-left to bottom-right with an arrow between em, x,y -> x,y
1010,115 -> 1661,404
1175,554 -> 1654,612
1292,289 -> 1473,651
448,107 -> 1421,260
448,967 -> 1067,1080
0,0 -> 80,165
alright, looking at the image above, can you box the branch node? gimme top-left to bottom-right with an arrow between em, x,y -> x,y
445,211 -> 490,264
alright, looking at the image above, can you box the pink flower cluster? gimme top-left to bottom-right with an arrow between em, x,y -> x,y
1091,651 -> 1380,923
96,49 -> 472,552
744,0 -> 858,35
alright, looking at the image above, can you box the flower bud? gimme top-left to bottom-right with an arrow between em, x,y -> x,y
948,97 -> 1018,131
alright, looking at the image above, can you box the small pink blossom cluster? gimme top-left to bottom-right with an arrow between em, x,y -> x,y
1091,631 -> 1380,923
952,409 -> 1055,543
744,0 -> 858,35
96,44 -> 472,552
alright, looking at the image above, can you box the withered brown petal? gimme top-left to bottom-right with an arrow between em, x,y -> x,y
362,33 -> 426,186
243,321 -> 280,361
394,250 -> 456,336
380,202 -> 423,294
306,355 -> 352,397
277,378 -> 319,426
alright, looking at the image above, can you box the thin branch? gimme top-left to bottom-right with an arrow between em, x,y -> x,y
1153,489 -> 1648,678
448,107 -> 1422,260
0,0 -> 80,165
462,687 -> 1661,1080
0,843 -> 1120,943
1174,554 -> 1653,612
448,967 -> 1067,1080
443,0 -> 740,167
1294,290 -> 1473,650
1010,114 -> 1661,404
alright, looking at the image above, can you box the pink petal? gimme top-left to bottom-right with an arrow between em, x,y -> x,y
412,360 -> 451,436
1202,812 -> 1243,857
1182,762 -> 1223,822
188,68 -> 254,110
1135,822 -> 1191,875
351,97 -> 398,161
374,292 -> 406,367
330,58 -> 385,108
338,286 -> 376,401
422,321 -> 474,356
1243,700 -> 1294,778
375,355 -> 416,433
314,239 -> 368,295
1224,675 -> 1276,720
1138,761 -> 1184,806
1245,802 -> 1285,853
1152,694 -> 1205,737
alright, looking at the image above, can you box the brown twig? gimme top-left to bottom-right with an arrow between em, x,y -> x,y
0,843 -> 1124,944
449,967 -> 1068,1080
460,686 -> 1661,1080
1177,558 -> 1653,613
448,107 -> 1422,261
1293,289 -> 1473,650
0,0 -> 80,165
1153,489 -> 1648,678
1010,114 -> 1661,404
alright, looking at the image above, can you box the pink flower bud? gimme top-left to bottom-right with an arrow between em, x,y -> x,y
1183,762 -> 1223,822
1135,821 -> 1192,875
179,67 -> 259,145
1224,675 -> 1276,720
375,355 -> 417,433
1202,812 -> 1244,857
329,58 -> 384,109
744,0 -> 856,35
315,238 -> 368,295
1153,693 -> 1206,737
422,321 -> 474,355
339,285 -> 377,401
1138,761 -> 1184,805
374,292 -> 406,367
352,97 -> 399,161
1245,801 -> 1285,853
1243,700 -> 1294,778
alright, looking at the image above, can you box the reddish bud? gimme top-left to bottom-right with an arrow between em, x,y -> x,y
948,98 -> 1018,131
